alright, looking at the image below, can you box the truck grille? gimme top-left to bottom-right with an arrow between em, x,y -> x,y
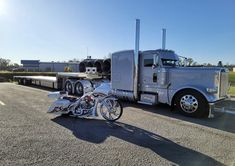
219,72 -> 229,97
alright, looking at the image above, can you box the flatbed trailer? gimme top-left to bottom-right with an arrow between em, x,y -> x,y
13,72 -> 109,95
14,75 -> 58,89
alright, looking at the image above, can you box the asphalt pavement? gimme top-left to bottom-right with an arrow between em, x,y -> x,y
0,83 -> 235,166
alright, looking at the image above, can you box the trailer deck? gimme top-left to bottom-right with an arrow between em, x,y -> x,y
14,76 -> 57,82
13,72 -> 108,91
14,75 -> 58,89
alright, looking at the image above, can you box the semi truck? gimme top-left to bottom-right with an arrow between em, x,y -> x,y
14,19 -> 230,118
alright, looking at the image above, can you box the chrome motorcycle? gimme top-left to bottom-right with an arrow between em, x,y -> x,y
48,91 -> 123,121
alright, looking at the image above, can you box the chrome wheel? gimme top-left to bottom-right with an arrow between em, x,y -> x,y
100,98 -> 123,121
180,95 -> 198,113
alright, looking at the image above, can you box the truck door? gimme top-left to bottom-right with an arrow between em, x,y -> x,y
140,52 -> 158,93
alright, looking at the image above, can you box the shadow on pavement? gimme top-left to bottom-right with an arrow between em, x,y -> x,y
16,82 -> 235,133
52,117 -> 223,166
122,101 -> 235,134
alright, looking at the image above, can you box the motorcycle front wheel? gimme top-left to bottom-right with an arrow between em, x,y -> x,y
99,98 -> 123,122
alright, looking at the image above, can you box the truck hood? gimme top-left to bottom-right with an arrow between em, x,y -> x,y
169,66 -> 227,72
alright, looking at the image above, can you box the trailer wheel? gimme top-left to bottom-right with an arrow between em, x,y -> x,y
64,81 -> 73,94
23,79 -> 27,85
174,89 -> 209,118
75,82 -> 83,96
21,79 -> 31,85
18,79 -> 23,85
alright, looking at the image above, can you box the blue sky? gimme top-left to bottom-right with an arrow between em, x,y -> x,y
0,0 -> 234,65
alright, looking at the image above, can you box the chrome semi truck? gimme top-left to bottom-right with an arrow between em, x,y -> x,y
14,19 -> 230,118
111,48 -> 229,118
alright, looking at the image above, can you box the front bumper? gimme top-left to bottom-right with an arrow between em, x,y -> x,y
208,95 -> 232,118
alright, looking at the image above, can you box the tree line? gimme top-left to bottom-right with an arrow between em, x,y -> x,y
179,58 -> 235,70
0,58 -> 20,71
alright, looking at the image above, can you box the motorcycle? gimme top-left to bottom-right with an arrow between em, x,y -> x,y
47,91 -> 123,121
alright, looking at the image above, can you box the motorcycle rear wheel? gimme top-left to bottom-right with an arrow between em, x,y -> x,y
100,98 -> 123,122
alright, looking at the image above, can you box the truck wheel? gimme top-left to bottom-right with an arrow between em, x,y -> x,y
174,90 -> 209,118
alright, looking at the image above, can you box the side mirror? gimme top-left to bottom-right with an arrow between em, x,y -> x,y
152,64 -> 157,69
152,54 -> 159,69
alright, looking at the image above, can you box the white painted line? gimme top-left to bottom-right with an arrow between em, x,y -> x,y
0,101 -> 5,106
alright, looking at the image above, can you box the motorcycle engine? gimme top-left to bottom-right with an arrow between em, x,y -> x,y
80,95 -> 95,109
74,95 -> 95,116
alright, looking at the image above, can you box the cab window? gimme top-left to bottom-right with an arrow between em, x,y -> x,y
144,59 -> 153,67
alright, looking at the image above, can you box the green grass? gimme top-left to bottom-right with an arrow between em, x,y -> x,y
229,86 -> 235,96
0,71 -> 12,73
229,72 -> 235,86
228,72 -> 235,95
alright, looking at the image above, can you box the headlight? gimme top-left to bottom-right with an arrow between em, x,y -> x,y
206,87 -> 218,93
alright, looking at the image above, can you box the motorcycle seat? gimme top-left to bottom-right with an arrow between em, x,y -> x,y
63,96 -> 78,102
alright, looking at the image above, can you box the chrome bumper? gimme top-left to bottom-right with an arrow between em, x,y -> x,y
208,95 -> 235,118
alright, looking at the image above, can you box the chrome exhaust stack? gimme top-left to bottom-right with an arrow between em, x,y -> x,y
133,19 -> 140,100
162,28 -> 166,50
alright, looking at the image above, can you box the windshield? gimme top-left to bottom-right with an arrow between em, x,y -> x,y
161,58 -> 178,67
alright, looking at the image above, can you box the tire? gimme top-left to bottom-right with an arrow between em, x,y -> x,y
21,79 -> 31,85
100,98 -> 123,122
74,82 -> 83,96
174,89 -> 209,118
23,79 -> 27,85
18,79 -> 23,85
64,81 -> 73,95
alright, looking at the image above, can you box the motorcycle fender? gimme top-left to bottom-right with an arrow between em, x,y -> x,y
48,99 -> 71,113
99,96 -> 119,107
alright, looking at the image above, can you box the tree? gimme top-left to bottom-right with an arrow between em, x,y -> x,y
192,62 -> 198,66
217,61 -> 223,67
0,58 -> 21,71
202,63 -> 213,67
0,58 -> 11,70
187,58 -> 194,66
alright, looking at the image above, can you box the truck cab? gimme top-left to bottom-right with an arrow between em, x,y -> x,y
139,49 -> 178,94
111,49 -> 229,118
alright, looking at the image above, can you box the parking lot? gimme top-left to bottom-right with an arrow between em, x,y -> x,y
0,83 -> 235,165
